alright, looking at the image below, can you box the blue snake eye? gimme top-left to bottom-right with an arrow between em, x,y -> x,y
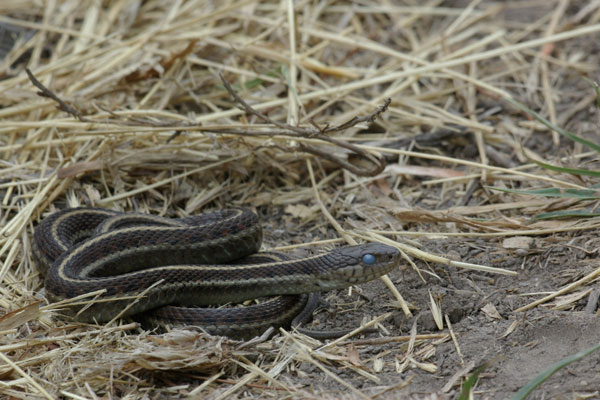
362,253 -> 376,265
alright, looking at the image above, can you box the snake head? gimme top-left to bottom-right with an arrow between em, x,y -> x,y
315,242 -> 400,289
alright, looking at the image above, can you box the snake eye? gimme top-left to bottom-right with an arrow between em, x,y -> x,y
362,253 -> 376,265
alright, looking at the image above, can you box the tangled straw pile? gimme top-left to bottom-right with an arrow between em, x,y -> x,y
1,1 -> 600,398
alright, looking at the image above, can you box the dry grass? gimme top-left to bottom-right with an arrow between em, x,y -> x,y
1,0 -> 600,398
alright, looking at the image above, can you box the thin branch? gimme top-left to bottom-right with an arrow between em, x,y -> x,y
324,98 -> 391,133
219,73 -> 387,176
220,73 -> 307,135
25,68 -> 89,122
24,69 -> 388,176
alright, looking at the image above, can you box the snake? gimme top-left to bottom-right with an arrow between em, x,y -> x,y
32,207 -> 400,339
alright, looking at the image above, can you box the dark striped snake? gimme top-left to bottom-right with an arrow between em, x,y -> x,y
32,207 -> 400,339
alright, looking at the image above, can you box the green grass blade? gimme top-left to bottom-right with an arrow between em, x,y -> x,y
534,210 -> 600,220
528,157 -> 600,177
582,77 -> 600,109
458,362 -> 487,400
487,186 -> 600,199
512,343 -> 600,400
505,96 -> 600,153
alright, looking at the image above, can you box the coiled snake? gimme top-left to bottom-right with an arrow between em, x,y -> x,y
33,207 -> 400,339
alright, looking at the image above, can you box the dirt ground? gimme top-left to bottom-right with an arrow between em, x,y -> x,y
256,205 -> 600,399
2,1 -> 600,399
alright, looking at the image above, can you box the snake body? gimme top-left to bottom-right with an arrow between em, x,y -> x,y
33,207 -> 400,338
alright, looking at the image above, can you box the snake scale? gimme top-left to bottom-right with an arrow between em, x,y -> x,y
32,207 -> 400,339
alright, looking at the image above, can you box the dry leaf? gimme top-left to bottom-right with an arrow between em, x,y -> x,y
502,236 -> 534,250
552,289 -> 592,310
373,358 -> 384,373
481,303 -> 503,320
501,319 -> 519,338
284,204 -> 315,219
346,344 -> 362,367
57,160 -> 104,178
